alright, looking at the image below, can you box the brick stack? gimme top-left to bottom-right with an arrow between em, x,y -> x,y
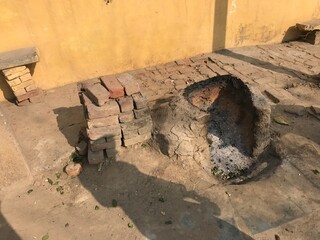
79,73 -> 153,164
1,65 -> 41,104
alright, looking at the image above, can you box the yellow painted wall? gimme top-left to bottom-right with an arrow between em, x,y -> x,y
0,0 -> 319,101
225,0 -> 320,48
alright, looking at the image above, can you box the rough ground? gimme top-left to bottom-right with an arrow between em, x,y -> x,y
0,41 -> 320,240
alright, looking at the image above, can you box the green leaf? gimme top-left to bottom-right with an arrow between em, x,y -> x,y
158,197 -> 165,203
27,189 -> 33,194
273,116 -> 289,125
128,223 -> 134,228
112,199 -> 118,208
55,173 -> 61,179
95,205 -> 100,210
165,220 -> 173,225
47,178 -> 53,185
65,223 -> 69,228
42,233 -> 49,240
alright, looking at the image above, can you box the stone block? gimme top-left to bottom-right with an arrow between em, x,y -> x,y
87,125 -> 121,141
13,88 -> 27,96
81,92 -> 94,106
87,149 -> 104,164
119,111 -> 134,123
117,73 -> 140,95
19,73 -> 32,82
121,116 -> 152,131
123,133 -> 150,147
87,115 -> 119,128
117,97 -> 134,112
132,93 -> 147,109
105,148 -> 119,158
86,100 -> 120,119
133,107 -> 150,119
85,83 -> 110,106
101,75 -> 125,98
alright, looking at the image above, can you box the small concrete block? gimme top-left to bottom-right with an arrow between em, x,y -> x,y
119,111 -> 134,123
19,73 -> 32,82
2,66 -> 26,75
87,125 -> 121,141
75,140 -> 88,156
85,83 -> 110,106
132,93 -> 147,109
311,105 -> 320,115
117,73 -> 140,95
86,99 -> 120,119
87,115 -> 119,128
133,107 -> 150,119
0,47 -> 39,70
123,133 -> 150,147
117,97 -> 134,112
87,149 -> 104,165
101,75 -> 125,98
5,68 -> 29,80
122,128 -> 138,139
16,88 -> 39,102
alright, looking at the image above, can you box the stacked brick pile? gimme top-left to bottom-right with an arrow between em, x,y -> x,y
78,73 -> 153,164
1,65 -> 40,104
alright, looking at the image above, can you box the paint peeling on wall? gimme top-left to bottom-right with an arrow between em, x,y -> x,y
230,0 -> 237,14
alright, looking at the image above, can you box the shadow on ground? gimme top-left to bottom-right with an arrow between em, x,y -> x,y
53,106 -> 86,147
78,159 -> 253,240
0,202 -> 21,240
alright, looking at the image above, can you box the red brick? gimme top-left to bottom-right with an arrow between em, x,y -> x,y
2,66 -> 26,75
131,93 -> 147,109
101,75 -> 125,98
133,107 -> 150,119
87,149 -> 104,164
87,115 -> 119,128
86,99 -> 120,119
4,68 -> 29,80
119,111 -> 134,123
87,125 -> 121,141
117,73 -> 140,95
122,128 -> 138,139
123,133 -> 150,147
138,125 -> 153,135
85,83 -> 110,106
16,88 -> 40,102
81,92 -> 94,106
121,116 -> 152,131
19,73 -> 32,82
79,78 -> 101,91
90,138 -> 122,152
117,97 -> 134,112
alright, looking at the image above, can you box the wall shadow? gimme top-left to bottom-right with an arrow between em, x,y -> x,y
0,202 -> 21,240
53,106 -> 86,147
78,159 -> 253,240
213,0 -> 229,51
0,74 -> 15,102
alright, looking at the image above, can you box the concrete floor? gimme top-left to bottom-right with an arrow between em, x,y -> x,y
0,41 -> 319,240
